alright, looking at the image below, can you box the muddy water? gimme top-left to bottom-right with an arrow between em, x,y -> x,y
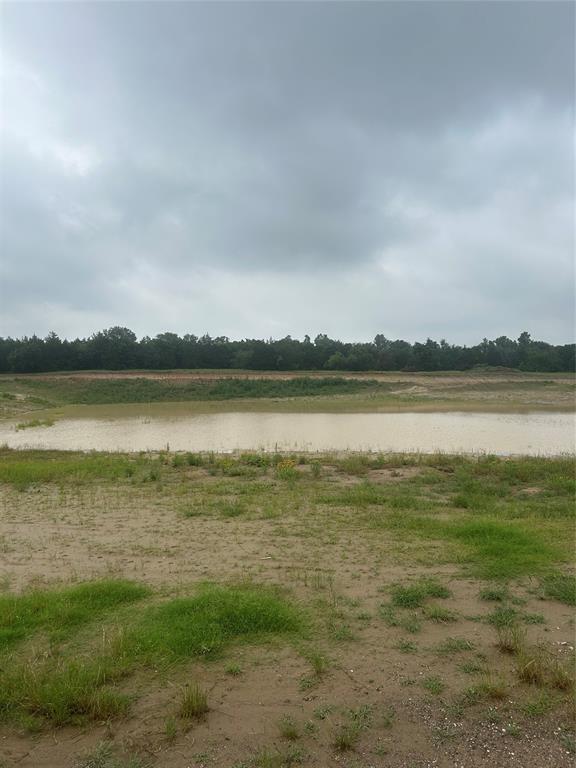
1,410 -> 574,455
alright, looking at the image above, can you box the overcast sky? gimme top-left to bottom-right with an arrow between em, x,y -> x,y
1,1 -> 574,344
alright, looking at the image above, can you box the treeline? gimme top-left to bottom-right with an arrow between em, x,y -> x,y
0,328 -> 573,373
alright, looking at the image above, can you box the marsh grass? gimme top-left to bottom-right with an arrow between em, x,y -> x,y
15,418 -> 55,431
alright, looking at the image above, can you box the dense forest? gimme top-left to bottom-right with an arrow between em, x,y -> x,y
0,328 -> 573,373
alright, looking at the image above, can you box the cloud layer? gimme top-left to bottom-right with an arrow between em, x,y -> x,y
1,1 -> 574,342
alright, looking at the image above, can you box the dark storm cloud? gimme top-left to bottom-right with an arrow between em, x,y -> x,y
1,1 -> 574,341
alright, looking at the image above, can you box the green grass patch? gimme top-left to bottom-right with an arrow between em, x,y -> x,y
422,676 -> 445,695
390,578 -> 450,608
0,580 -> 150,651
15,417 -> 55,431
15,376 -> 382,405
131,583 -> 303,662
387,512 -> 562,579
541,572 -> 576,606
0,449 -> 139,489
0,581 -> 304,728
75,741 -> 151,768
435,637 -> 474,655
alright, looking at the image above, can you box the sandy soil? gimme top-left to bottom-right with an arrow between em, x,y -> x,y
0,466 -> 574,768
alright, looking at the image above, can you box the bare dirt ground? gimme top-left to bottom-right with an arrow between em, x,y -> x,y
0,463 -> 573,768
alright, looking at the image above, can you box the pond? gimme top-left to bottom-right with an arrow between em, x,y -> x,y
1,409 -> 574,455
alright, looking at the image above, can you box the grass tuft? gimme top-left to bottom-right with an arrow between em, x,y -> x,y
390,579 -> 450,609
179,684 -> 209,720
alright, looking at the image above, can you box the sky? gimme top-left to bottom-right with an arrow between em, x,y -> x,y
1,1 -> 574,345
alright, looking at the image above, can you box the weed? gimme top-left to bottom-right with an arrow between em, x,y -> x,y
278,715 -> 299,740
379,604 -> 421,633
485,606 -> 518,629
396,639 -> 418,653
390,579 -> 450,609
304,720 -> 318,735
479,586 -> 509,602
422,676 -> 445,695
313,704 -> 333,720
496,625 -> 526,655
516,647 -> 548,686
423,604 -> 458,623
225,664 -> 243,677
459,661 -> 485,675
75,742 -> 150,768
305,649 -> 330,676
164,716 -> 177,742
560,732 -> 576,755
333,723 -> 360,752
381,705 -> 396,728
15,418 -> 55,431
332,705 -> 373,752
276,460 -> 299,481
328,620 -> 354,642
436,637 -> 474,655
521,693 -> 556,717
462,675 -> 508,705
541,572 -> 576,606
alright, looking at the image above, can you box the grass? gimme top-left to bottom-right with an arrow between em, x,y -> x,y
390,578 -> 451,608
396,638 -> 418,653
422,676 -> 445,695
278,715 -> 299,740
462,675 -> 509,705
15,417 -> 55,431
75,742 -> 151,768
0,447 -> 574,757
0,582 -> 304,728
10,375 -> 383,405
0,580 -> 150,651
423,604 -> 458,623
435,637 -> 474,655
179,684 -> 209,720
479,585 -> 510,602
0,449 -> 140,489
541,572 -> 576,606
132,584 -> 303,662
332,705 -> 373,752
379,605 -> 422,633
496,624 -> 526,655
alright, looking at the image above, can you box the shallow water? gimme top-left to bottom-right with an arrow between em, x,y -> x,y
1,410 -> 574,455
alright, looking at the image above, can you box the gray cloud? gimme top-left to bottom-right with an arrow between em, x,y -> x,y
1,1 -> 574,343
